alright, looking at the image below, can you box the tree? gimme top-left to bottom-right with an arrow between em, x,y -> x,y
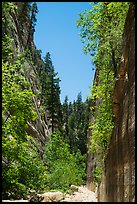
2,3 -> 48,199
62,93 -> 89,155
77,2 -> 129,76
20,2 -> 39,49
74,93 -> 90,154
29,2 -> 39,34
40,52 -> 62,133
44,131 -> 86,192
77,2 -> 129,184
62,96 -> 69,141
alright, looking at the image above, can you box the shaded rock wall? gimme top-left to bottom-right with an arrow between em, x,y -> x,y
98,3 -> 135,202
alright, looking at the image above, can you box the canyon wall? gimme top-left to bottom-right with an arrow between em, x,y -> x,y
98,3 -> 135,202
9,3 -> 52,158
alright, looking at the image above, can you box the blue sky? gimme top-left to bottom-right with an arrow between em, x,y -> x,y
34,2 -> 95,103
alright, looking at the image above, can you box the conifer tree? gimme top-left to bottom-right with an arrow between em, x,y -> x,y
42,52 -> 62,133
62,93 -> 89,154
62,96 -> 69,141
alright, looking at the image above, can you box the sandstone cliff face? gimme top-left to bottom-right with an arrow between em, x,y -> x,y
9,3 -> 52,158
98,3 -> 135,202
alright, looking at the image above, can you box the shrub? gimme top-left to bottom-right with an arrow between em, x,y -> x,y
92,165 -> 103,185
2,136 -> 49,199
44,131 -> 86,192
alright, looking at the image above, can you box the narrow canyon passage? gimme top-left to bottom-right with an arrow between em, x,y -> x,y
2,2 -> 135,202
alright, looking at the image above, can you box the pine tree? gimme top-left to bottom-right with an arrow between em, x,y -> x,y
74,93 -> 89,154
62,96 -> 69,141
62,93 -> 89,154
42,52 -> 62,133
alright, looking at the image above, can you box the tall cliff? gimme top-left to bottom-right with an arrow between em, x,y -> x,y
5,2 -> 52,158
98,3 -> 135,202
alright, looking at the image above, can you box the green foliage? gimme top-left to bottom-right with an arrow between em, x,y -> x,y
89,69 -> 115,155
2,136 -> 48,199
2,36 -> 46,199
44,132 -> 86,192
35,48 -> 42,57
17,2 -> 38,34
62,93 -> 90,155
77,2 -> 129,154
39,52 -> 62,132
92,166 -> 103,184
2,3 -> 87,199
77,2 -> 129,68
2,57 -> 37,141
77,2 -> 129,183
2,3 -> 47,199
2,2 -> 17,61
62,96 -> 69,140
2,2 -> 17,25
29,2 -> 39,33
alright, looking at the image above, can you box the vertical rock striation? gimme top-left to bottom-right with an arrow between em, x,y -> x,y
98,3 -> 135,202
8,3 -> 52,159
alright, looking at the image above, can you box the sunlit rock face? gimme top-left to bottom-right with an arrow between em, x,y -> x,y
98,3 -> 135,202
8,3 -> 52,159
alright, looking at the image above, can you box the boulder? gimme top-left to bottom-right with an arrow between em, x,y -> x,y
41,191 -> 64,202
29,194 -> 44,202
70,185 -> 78,192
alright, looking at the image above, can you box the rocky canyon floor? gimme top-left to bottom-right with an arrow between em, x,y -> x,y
61,185 -> 98,202
2,185 -> 98,202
